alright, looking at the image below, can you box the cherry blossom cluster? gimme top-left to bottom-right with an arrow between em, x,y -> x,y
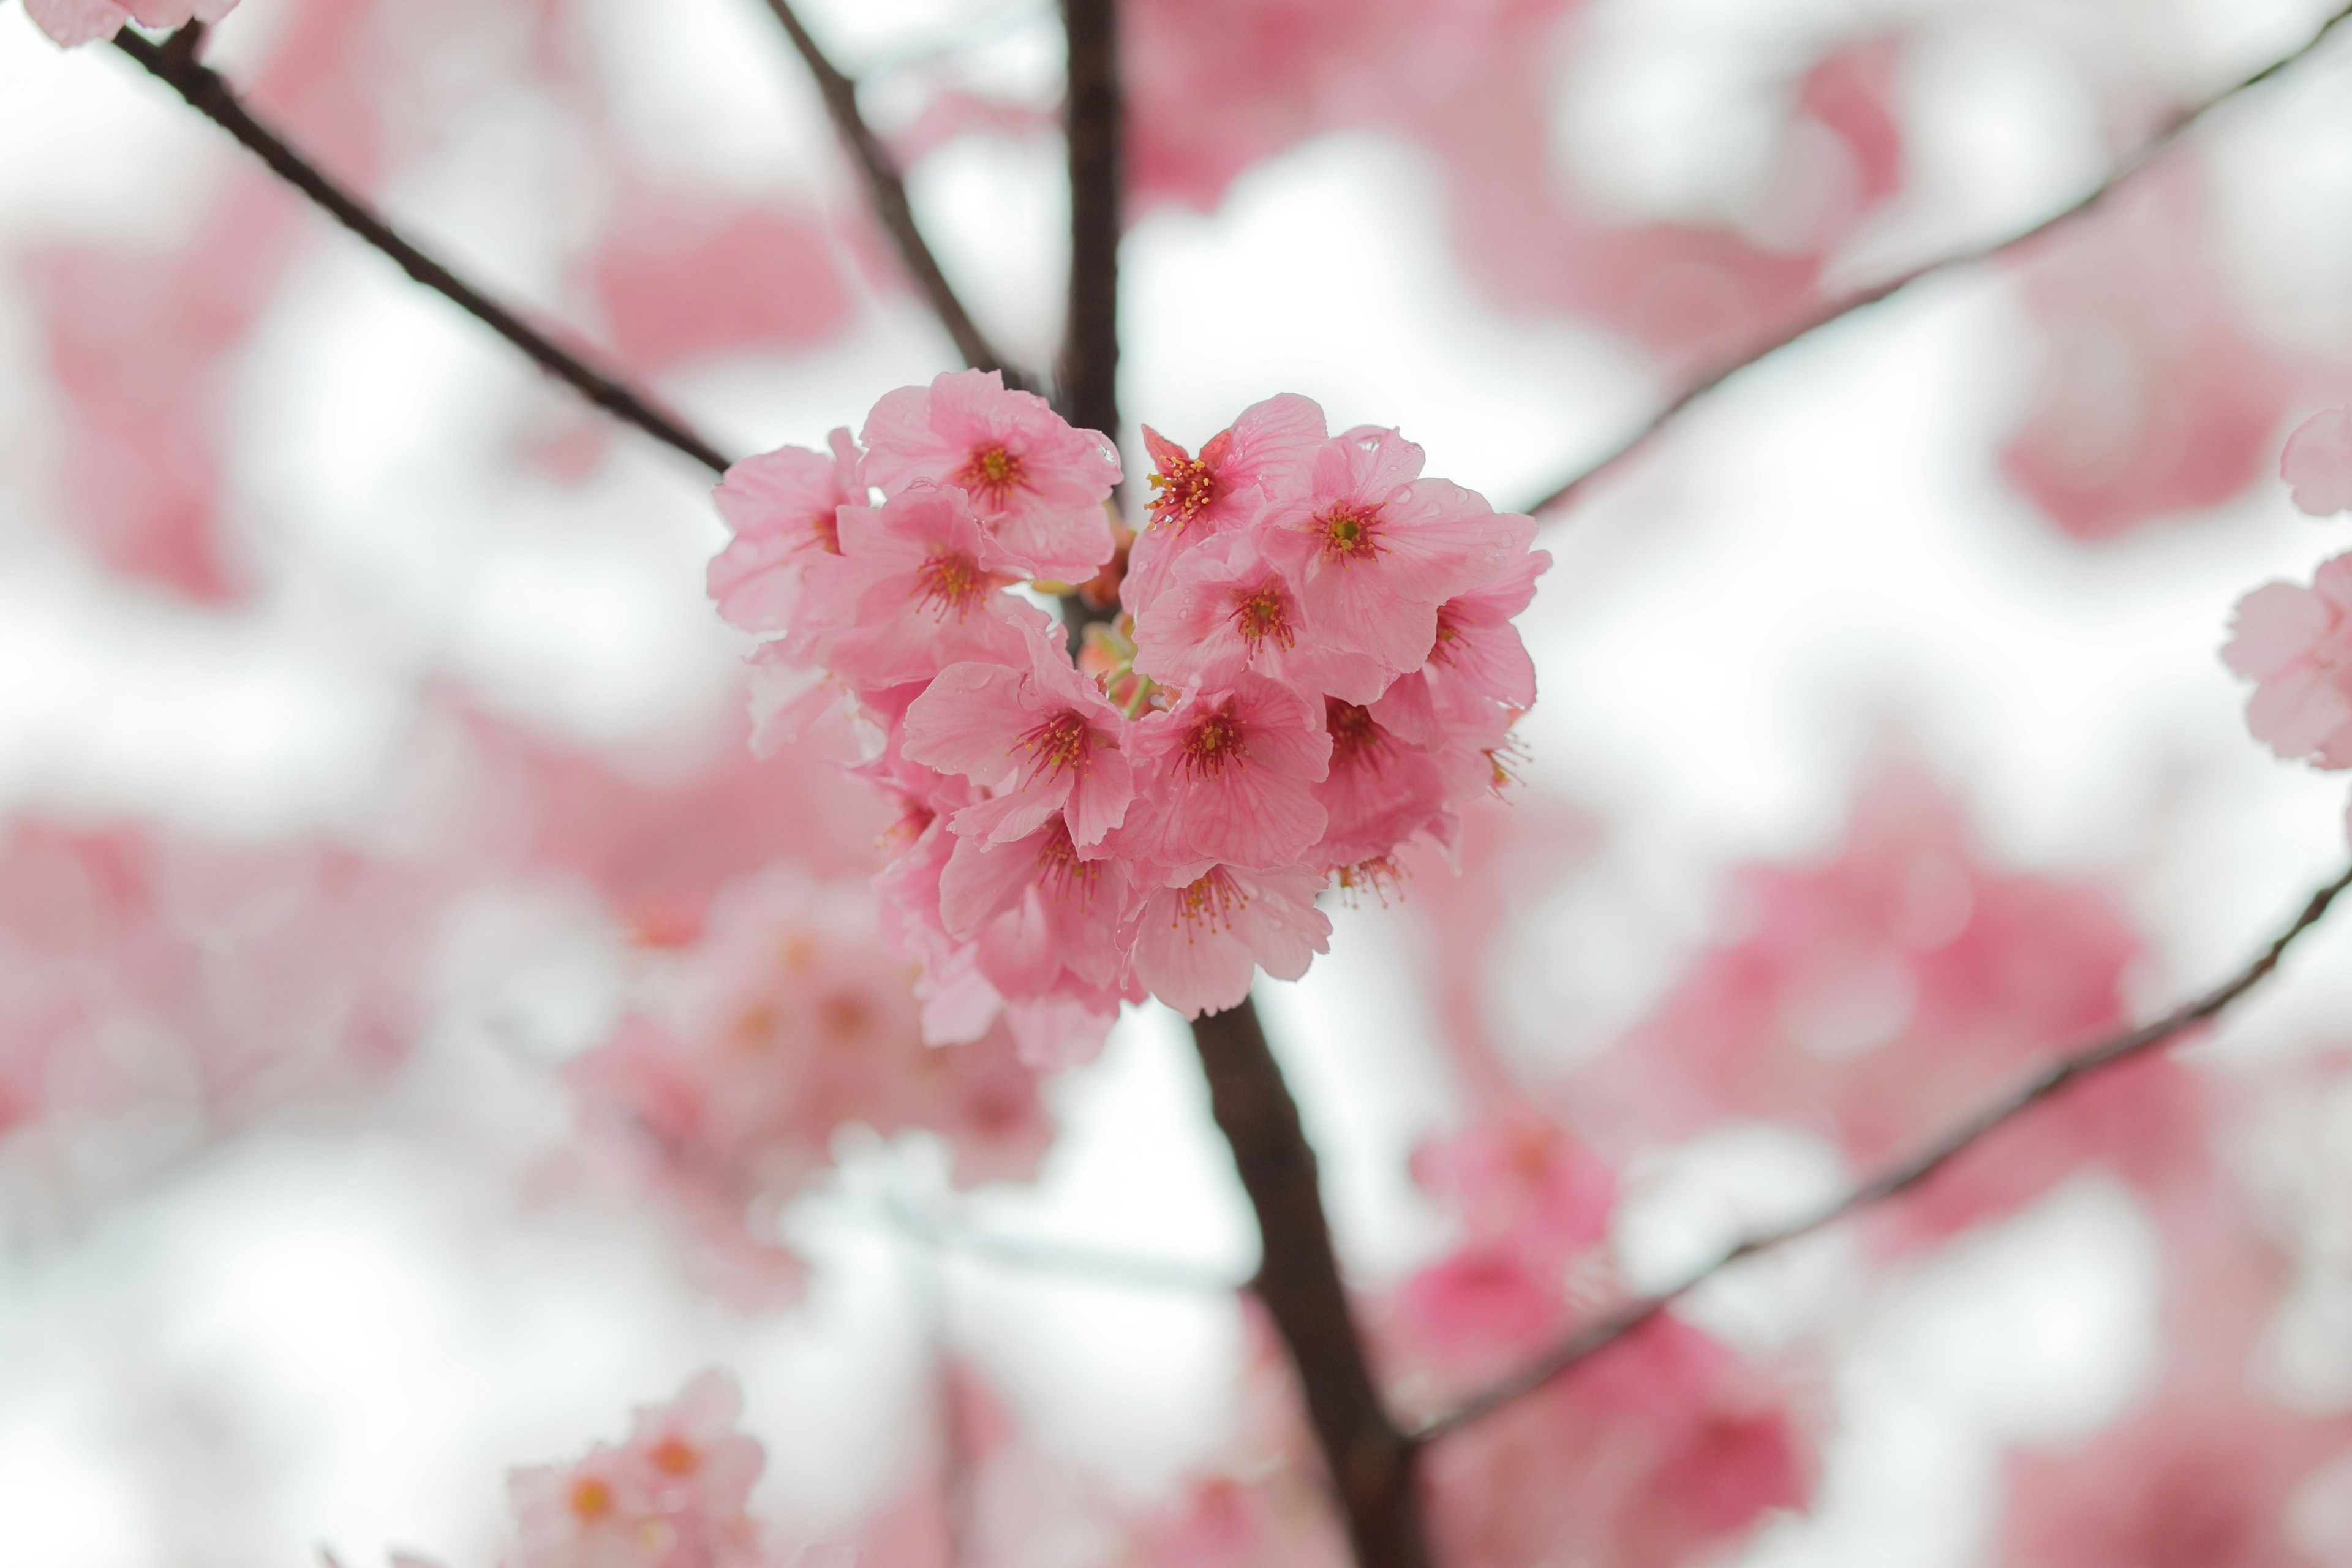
567,865 -> 1052,1297
2225,407 -> 2352,835
502,1371 -> 777,1568
710,371 -> 1546,1054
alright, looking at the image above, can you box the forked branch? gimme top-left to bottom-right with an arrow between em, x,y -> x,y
111,26 -> 734,476
760,0 -> 1024,382
1414,861 -> 2352,1443
1521,0 -> 2352,518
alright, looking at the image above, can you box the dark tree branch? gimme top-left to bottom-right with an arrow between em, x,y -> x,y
1414,861 -> 2352,1443
110,26 -> 734,477
1192,1000 -> 1432,1568
1056,0 -> 1121,441
760,0 -> 1023,383
1520,0 -> 2352,519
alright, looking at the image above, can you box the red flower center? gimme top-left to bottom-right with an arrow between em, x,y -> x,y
1019,710 -> 1094,780
1231,580 -> 1297,653
956,444 -> 1028,508
1315,502 -> 1383,564
913,551 -> 991,619
1325,699 -> 1383,769
1180,707 -> 1247,778
1148,454 -> 1216,530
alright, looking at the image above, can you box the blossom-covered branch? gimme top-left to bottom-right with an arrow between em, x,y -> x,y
110,24 -> 736,476
1519,0 -> 2352,519
1413,859 -> 2352,1443
760,0 -> 1025,383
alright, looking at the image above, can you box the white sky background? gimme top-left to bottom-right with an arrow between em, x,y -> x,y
7,0 -> 2352,1564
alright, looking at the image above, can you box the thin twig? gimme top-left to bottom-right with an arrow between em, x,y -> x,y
110,26 -> 735,476
1413,861 -> 2352,1444
1193,999 -> 1433,1568
1056,0 -> 1121,440
760,0 -> 1023,382
1520,0 -> 2352,519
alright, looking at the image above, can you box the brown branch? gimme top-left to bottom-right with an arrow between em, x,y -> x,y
1192,999 -> 1432,1568
1520,0 -> 2352,519
1056,0 -> 1121,442
1414,860 -> 2352,1444
110,26 -> 734,477
760,0 -> 1023,383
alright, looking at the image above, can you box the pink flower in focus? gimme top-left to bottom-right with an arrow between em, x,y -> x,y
24,0 -> 235,47
800,484 -> 1054,693
2223,555 -> 2352,768
1122,675 -> 1333,873
1125,393 -> 1327,614
708,429 -> 863,637
1373,546 -> 1550,750
860,369 -> 1121,581
1126,862 -> 1332,1019
1131,532 -> 1390,704
902,628 -> 1135,850
1261,429 -> 1529,674
937,817 -> 1130,1062
1311,698 -> 1480,870
2283,406 -> 2352,518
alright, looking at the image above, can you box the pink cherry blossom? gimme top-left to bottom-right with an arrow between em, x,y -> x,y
902,628 -> 1135,850
935,818 -> 1129,1061
2223,555 -> 2352,768
24,0 -> 236,47
589,189 -> 851,371
1571,768 -> 2207,1248
1415,1310 -> 1809,1568
569,865 -> 1053,1289
1260,429 -> 1530,674
1125,393 -> 1327,614
1311,696 -> 1491,871
798,484 -> 1054,694
1373,546 -> 1551,751
2000,170 -> 2296,541
1126,862 -> 1332,1019
708,429 -> 864,638
1121,675 -> 1333,873
507,1370 -> 776,1568
859,369 -> 1121,582
1130,531 -> 1390,704
2285,406 -> 2352,518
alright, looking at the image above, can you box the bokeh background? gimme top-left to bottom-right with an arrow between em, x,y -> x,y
7,0 -> 2352,1563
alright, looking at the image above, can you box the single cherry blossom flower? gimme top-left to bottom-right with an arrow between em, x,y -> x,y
1122,674 -> 1333,873
2223,554 -> 2352,767
1127,862 -> 1332,1018
801,484 -> 1053,693
707,429 -> 863,636
25,0 -> 236,48
902,628 -> 1134,850
1312,698 -> 1480,869
937,816 -> 1132,1062
1260,428 -> 1529,674
1125,393 -> 1327,613
1131,531 -> 1390,704
1373,545 -> 1550,748
860,369 -> 1120,582
2282,405 -> 2352,518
